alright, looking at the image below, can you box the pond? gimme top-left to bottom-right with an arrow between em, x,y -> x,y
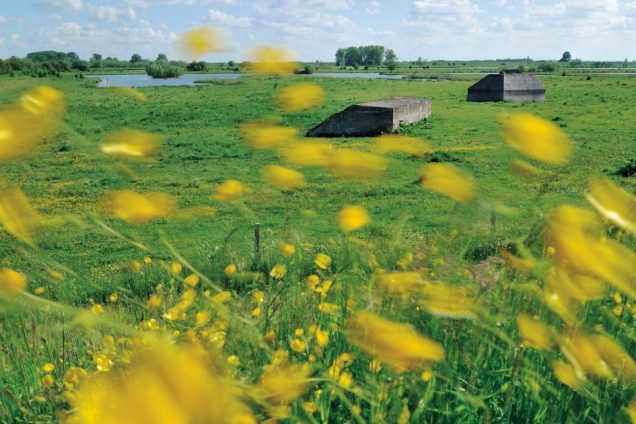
90,72 -> 404,88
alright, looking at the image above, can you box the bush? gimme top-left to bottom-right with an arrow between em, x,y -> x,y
146,63 -> 184,78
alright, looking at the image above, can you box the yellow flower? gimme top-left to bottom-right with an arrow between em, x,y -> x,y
318,302 -> 339,314
257,364 -> 310,405
42,363 -> 55,373
195,311 -> 211,326
263,165 -> 306,191
0,268 -> 27,297
183,274 -> 200,287
108,293 -> 118,303
248,45 -> 298,75
375,272 -> 423,295
314,253 -> 332,270
171,262 -> 183,274
277,140 -> 333,167
276,82 -> 325,113
42,374 -> 54,386
419,282 -> 477,319
130,260 -> 143,272
100,130 -> 162,159
372,134 -> 432,157
179,26 -> 226,59
552,360 -> 584,390
290,338 -> 306,353
224,263 -> 237,276
264,330 -> 276,344
19,85 -> 65,117
516,313 -> 552,350
241,121 -> 298,150
251,306 -> 261,318
347,311 -> 444,372
337,205 -> 371,233
421,370 -> 433,382
328,148 -> 387,179
279,243 -> 295,257
91,304 -> 104,315
338,371 -> 354,388
586,176 -> 636,235
546,206 -> 636,298
147,294 -> 162,310
34,286 -> 45,295
144,256 -> 153,264
0,186 -> 42,245
315,328 -> 329,348
70,341 -> 256,423
270,264 -> 287,279
306,274 -> 320,290
213,291 -> 232,304
302,401 -> 319,413
502,112 -> 573,164
35,395 -> 46,404
627,397 -> 636,423
47,269 -> 64,281
420,163 -> 476,203
104,190 -> 175,224
214,180 -> 244,201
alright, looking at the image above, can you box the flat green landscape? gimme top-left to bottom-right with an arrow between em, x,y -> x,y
1,72 -> 636,422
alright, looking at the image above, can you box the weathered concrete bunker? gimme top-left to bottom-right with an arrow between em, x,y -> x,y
307,97 -> 432,137
467,71 -> 545,102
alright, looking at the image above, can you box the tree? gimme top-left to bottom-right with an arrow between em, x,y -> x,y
344,46 -> 362,68
130,53 -> 143,64
384,49 -> 397,72
559,51 -> 571,62
156,53 -> 168,62
66,52 -> 80,62
335,48 -> 345,67
90,53 -> 102,68
360,45 -> 384,67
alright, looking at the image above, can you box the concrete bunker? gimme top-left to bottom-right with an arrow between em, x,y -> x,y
307,97 -> 432,137
467,71 -> 545,102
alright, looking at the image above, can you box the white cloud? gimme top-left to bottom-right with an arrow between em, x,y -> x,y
207,9 -> 251,28
0,15 -> 7,24
366,1 -> 380,15
85,4 -> 137,22
11,33 -> 20,43
403,0 -> 483,36
33,0 -> 83,11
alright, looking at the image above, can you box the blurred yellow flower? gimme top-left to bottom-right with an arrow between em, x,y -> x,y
90,304 -> 103,315
179,26 -> 226,59
547,206 -> 636,298
251,306 -> 262,318
348,311 -> 444,372
0,268 -> 27,297
502,113 -> 573,164
42,374 -> 54,386
306,274 -> 320,290
241,121 -> 298,149
337,205 -> 370,233
171,262 -> 183,274
315,328 -> 329,348
0,186 -> 42,245
290,338 -> 306,352
34,286 -> 45,295
248,46 -> 298,74
263,165 -> 306,191
252,290 -> 264,303
314,253 -> 332,270
276,82 -> 325,113
376,272 -> 423,295
372,134 -> 432,158
257,364 -> 310,405
302,401 -> 319,413
516,313 -> 552,350
100,130 -> 162,159
586,176 -> 636,235
147,294 -> 162,310
43,363 -> 55,373
224,263 -> 237,276
627,397 -> 636,423
104,190 -> 175,224
70,341 -> 256,423
277,140 -> 333,167
214,180 -> 244,201
318,302 -> 339,314
19,86 -> 65,117
510,159 -> 541,177
183,274 -> 200,287
420,163 -> 476,203
419,282 -> 477,319
552,360 -> 584,390
270,264 -> 287,279
108,293 -> 118,302
328,149 -> 387,179
213,291 -> 232,304
279,243 -> 295,257
113,86 -> 147,102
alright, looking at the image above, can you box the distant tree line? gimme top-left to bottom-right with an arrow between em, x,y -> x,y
334,46 -> 398,71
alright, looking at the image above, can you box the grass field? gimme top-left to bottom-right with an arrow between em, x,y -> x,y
1,72 -> 636,422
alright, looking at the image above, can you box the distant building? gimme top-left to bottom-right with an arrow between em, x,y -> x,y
307,97 -> 432,137
467,71 -> 546,102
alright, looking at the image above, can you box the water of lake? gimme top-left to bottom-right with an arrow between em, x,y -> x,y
90,72 -> 404,88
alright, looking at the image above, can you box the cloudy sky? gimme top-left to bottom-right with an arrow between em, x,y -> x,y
1,0 -> 636,62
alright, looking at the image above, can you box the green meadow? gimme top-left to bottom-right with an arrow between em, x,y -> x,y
1,72 -> 636,422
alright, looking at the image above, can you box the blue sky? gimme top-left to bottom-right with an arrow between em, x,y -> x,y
1,0 -> 636,61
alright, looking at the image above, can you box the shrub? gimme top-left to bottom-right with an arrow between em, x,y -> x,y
146,63 -> 184,78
